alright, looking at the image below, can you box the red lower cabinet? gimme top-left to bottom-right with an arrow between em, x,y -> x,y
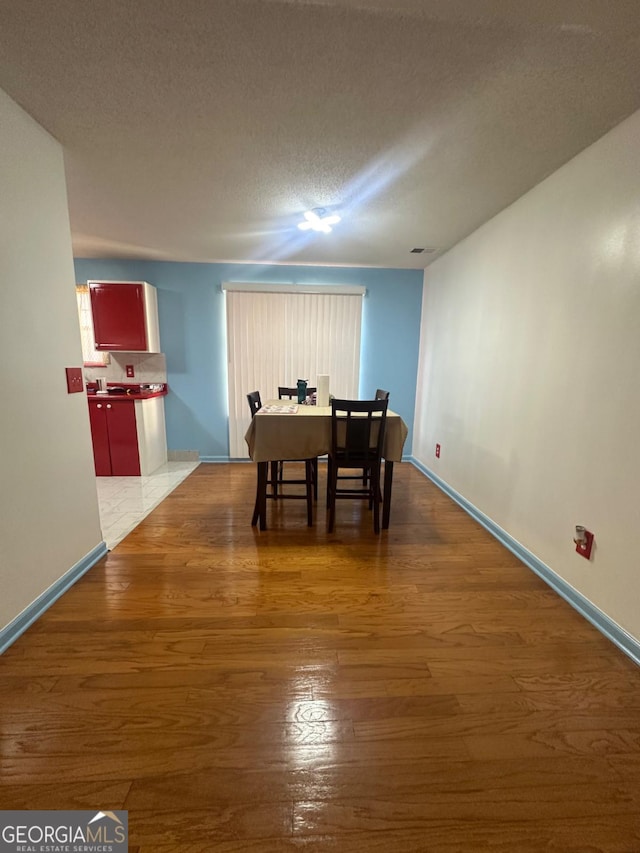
88,400 -> 111,475
88,399 -> 141,476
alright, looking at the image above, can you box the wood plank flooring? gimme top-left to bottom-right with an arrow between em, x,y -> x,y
1,462 -> 640,852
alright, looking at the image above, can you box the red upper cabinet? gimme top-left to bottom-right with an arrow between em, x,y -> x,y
89,281 -> 161,352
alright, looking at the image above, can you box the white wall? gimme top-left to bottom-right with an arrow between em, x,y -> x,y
0,89 -> 103,634
413,108 -> 640,642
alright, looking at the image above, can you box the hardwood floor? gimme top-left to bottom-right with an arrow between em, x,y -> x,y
2,462 -> 640,852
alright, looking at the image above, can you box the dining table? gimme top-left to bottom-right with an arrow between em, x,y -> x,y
244,401 -> 409,530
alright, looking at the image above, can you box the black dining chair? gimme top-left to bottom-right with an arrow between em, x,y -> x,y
326,398 -> 388,534
277,385 -> 317,401
334,390 -> 390,490
247,391 -> 279,498
247,390 -> 314,526
278,385 -> 318,499
247,390 -> 262,418
362,389 -> 390,486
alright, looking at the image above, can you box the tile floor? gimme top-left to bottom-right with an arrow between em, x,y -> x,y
95,460 -> 201,549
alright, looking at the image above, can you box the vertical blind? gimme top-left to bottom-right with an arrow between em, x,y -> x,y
226,287 -> 364,458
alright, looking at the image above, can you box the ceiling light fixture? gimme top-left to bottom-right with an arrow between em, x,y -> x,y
297,208 -> 341,234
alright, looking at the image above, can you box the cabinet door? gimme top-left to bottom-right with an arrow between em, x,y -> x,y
88,401 -> 111,476
106,401 -> 141,476
90,282 -> 148,351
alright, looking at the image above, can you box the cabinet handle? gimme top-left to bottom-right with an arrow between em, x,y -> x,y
97,404 -> 102,409
106,404 -> 112,409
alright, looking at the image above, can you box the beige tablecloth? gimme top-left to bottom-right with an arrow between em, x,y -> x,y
245,402 -> 408,463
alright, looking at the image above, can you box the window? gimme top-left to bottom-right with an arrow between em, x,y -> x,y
76,285 -> 109,366
224,284 -> 364,458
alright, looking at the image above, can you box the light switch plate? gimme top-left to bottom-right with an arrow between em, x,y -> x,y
126,364 -> 135,377
66,367 -> 84,393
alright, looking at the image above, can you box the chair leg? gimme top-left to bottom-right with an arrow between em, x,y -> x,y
367,462 -> 382,510
327,457 -> 337,532
270,460 -> 279,498
371,463 -> 381,534
305,459 -> 313,527
252,461 -> 268,530
312,458 -> 318,501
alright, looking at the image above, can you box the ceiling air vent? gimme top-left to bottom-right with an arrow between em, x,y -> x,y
410,247 -> 437,254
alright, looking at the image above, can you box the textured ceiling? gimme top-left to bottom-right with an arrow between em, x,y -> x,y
1,0 -> 639,269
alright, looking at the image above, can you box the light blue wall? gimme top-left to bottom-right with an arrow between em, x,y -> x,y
74,260 -> 423,458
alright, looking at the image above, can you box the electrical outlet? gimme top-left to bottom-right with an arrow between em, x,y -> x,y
435,443 -> 441,458
126,364 -> 135,378
574,527 -> 594,560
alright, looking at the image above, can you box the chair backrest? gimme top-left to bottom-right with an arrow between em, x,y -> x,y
247,391 -> 262,419
375,388 -> 390,401
330,398 -> 388,465
278,385 -> 317,399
